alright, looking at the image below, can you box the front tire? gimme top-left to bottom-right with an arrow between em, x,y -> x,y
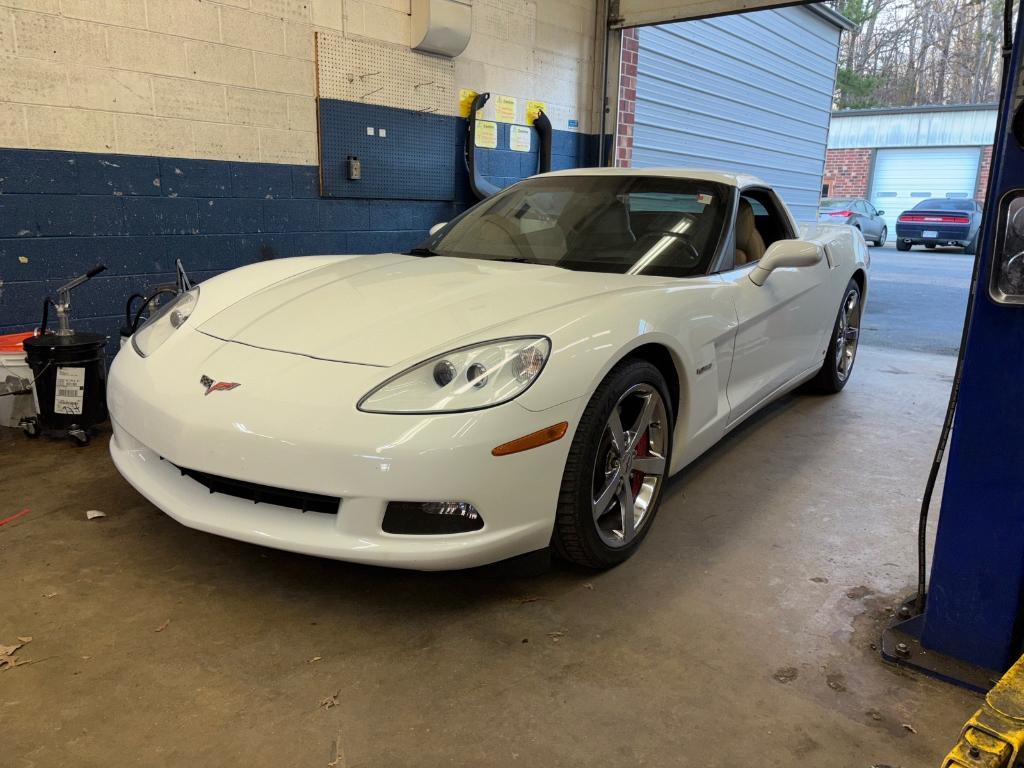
896,239 -> 911,252
874,227 -> 887,247
812,279 -> 863,394
552,359 -> 673,569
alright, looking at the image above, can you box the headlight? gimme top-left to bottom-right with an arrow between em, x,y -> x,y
131,287 -> 200,358
358,336 -> 551,414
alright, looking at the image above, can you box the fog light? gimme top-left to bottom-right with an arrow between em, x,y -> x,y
383,501 -> 483,534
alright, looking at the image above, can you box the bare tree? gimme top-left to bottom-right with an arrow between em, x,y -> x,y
831,0 -> 1005,108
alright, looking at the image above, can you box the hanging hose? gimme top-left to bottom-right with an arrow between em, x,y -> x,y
130,288 -> 178,334
124,293 -> 145,327
38,297 -> 58,335
465,92 -> 501,200
914,0 -> 1017,614
534,110 -> 552,174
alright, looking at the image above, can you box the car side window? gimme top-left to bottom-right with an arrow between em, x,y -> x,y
730,188 -> 795,269
865,201 -> 877,216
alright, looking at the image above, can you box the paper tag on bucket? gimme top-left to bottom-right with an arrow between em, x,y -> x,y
54,366 -> 85,415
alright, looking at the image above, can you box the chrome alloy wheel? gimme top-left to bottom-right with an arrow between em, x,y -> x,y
835,286 -> 862,382
591,383 -> 669,548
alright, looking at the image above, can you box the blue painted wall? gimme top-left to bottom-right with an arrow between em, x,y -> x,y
0,118 -> 595,358
318,98 -> 594,199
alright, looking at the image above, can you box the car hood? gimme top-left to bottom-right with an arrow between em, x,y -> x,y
198,254 -> 623,366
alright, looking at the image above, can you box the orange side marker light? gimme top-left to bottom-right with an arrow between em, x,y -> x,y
492,422 -> 569,457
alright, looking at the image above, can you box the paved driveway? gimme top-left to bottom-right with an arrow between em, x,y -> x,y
860,243 -> 974,356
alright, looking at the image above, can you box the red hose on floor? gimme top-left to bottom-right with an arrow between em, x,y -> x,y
0,508 -> 30,526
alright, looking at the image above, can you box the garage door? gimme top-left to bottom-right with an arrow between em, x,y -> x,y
870,148 -> 981,232
630,6 -> 842,223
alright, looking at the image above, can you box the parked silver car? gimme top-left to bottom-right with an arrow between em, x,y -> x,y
819,198 -> 887,247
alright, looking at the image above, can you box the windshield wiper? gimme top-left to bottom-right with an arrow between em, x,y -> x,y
407,247 -> 440,257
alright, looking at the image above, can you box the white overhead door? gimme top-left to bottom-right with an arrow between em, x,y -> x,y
870,148 -> 981,232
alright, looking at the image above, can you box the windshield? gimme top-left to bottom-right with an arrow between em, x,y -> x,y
913,198 -> 975,211
821,199 -> 856,211
414,176 -> 731,278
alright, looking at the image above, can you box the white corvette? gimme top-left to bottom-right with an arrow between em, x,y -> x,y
108,168 -> 868,570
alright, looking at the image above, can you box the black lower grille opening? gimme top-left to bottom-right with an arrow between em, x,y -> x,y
383,501 -> 484,534
174,464 -> 340,515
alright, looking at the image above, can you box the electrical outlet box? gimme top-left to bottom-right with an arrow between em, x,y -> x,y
347,156 -> 361,180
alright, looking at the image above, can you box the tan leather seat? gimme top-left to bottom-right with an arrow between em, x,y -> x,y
735,199 -> 766,266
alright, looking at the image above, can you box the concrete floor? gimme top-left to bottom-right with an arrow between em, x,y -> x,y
864,243 -> 973,355
1,342 -> 980,767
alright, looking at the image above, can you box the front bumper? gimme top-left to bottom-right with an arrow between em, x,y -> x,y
107,332 -> 580,570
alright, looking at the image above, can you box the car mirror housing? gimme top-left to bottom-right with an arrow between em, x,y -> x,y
749,240 -> 823,286
429,221 -> 447,236
876,210 -> 886,216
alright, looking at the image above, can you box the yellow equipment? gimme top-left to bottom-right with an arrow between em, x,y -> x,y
943,655 -> 1024,767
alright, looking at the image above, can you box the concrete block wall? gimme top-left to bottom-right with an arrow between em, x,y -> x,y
0,0 -> 601,349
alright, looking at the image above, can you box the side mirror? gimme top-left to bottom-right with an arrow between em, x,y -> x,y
429,222 -> 447,236
749,240 -> 823,286
876,210 -> 885,216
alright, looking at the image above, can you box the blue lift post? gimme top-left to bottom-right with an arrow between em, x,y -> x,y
881,4 -> 1024,690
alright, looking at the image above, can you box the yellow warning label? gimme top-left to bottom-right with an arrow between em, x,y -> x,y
475,120 -> 498,149
526,100 -> 547,125
494,94 -> 516,123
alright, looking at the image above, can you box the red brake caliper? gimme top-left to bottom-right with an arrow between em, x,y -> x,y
631,431 -> 650,496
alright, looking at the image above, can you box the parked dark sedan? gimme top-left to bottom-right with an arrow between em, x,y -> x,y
895,198 -> 983,253
819,198 -> 888,246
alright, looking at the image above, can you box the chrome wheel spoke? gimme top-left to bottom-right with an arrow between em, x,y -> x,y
632,452 -> 666,476
617,481 -> 635,541
607,407 -> 627,455
592,470 -> 621,520
627,393 -> 657,452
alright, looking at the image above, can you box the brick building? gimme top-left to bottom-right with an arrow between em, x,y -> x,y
823,104 -> 997,231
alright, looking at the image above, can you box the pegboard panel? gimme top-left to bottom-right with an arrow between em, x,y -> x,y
316,31 -> 462,200
318,99 -> 463,200
316,31 -> 454,115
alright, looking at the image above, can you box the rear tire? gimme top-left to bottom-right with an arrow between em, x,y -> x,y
896,240 -> 911,252
552,359 -> 674,569
812,279 -> 862,394
964,232 -> 978,255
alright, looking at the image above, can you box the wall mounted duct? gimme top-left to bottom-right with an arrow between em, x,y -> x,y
412,0 -> 472,58
465,91 -> 501,200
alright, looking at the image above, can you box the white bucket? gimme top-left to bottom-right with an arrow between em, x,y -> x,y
0,347 -> 36,428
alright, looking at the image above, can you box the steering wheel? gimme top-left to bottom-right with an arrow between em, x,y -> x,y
633,229 -> 702,267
